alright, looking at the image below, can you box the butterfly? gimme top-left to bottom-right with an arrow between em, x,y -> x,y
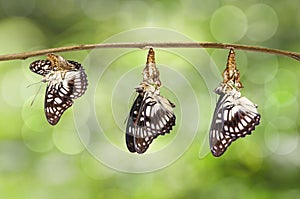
126,86 -> 176,153
209,48 -> 261,157
125,48 -> 176,153
209,87 -> 260,157
29,53 -> 88,125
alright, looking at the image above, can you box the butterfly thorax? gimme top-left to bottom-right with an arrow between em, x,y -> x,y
136,82 -> 160,96
43,71 -> 64,85
215,85 -> 241,98
226,88 -> 241,99
215,82 -> 243,95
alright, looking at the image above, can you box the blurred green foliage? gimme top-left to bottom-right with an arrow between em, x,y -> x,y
0,0 -> 300,198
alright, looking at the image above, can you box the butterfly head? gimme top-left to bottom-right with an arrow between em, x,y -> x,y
136,82 -> 160,96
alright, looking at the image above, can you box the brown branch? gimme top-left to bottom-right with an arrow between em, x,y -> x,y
0,42 -> 300,61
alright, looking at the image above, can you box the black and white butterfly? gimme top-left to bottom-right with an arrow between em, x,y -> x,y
126,87 -> 176,154
209,87 -> 260,157
29,54 -> 88,125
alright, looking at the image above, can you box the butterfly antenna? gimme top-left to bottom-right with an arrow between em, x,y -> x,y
30,84 -> 43,106
26,80 -> 43,88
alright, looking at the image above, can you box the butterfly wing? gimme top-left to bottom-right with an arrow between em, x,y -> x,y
148,95 -> 176,136
125,133 -> 156,154
44,83 -> 74,125
63,67 -> 88,99
29,60 -> 52,76
126,93 -> 152,153
67,60 -> 84,70
209,91 -> 260,157
126,91 -> 176,154
225,96 -> 260,138
44,66 -> 88,125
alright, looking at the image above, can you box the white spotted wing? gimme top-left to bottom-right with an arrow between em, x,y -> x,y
209,89 -> 260,157
126,90 -> 176,154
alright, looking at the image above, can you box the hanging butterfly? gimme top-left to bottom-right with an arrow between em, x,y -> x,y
29,53 -> 88,125
209,88 -> 260,157
126,48 -> 176,154
209,48 -> 261,157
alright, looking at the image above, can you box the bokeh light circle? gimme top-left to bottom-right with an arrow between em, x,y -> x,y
182,0 -> 219,20
246,4 -> 278,42
21,98 -> 54,153
245,54 -> 278,84
0,0 -> 35,17
81,0 -> 119,21
210,6 -> 248,42
264,117 -> 299,155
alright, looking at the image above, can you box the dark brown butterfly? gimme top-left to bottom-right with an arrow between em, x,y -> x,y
209,49 -> 260,157
29,54 -> 88,125
126,48 -> 176,153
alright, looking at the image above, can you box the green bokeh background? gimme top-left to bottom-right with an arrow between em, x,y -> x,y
0,0 -> 300,198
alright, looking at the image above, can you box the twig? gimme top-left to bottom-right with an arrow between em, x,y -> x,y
0,42 -> 300,61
